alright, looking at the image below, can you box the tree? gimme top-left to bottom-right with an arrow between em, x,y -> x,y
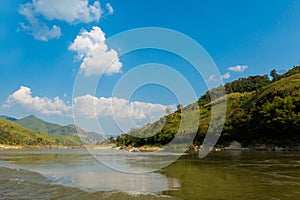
176,104 -> 184,114
109,136 -> 116,144
177,104 -> 183,111
270,69 -> 279,80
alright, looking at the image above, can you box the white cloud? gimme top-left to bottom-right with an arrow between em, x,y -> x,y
19,3 -> 61,41
208,73 -> 231,81
106,3 -> 114,15
4,87 -> 168,121
4,86 -> 71,116
228,65 -> 248,73
208,75 -> 218,82
69,26 -> 122,76
73,95 -> 167,120
222,72 -> 231,79
18,0 -> 104,41
33,0 -> 102,24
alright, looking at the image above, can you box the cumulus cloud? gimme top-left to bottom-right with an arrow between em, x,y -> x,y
19,3 -> 61,41
106,3 -> 114,15
228,65 -> 248,73
222,72 -> 231,79
68,26 -> 122,76
73,95 -> 167,120
4,87 -> 168,121
18,0 -> 105,41
33,0 -> 102,24
4,86 -> 71,116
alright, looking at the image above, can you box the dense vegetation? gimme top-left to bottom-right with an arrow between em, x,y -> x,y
115,66 -> 300,149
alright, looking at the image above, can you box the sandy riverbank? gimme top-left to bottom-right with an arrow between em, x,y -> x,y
0,145 -> 22,150
0,144 -> 117,151
0,144 -> 81,150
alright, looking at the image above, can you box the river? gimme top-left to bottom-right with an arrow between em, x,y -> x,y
0,149 -> 299,199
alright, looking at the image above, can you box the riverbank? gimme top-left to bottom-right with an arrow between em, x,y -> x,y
87,144 -> 114,150
1,143 -> 299,152
0,145 -> 22,150
0,143 -> 118,151
118,145 -> 163,152
0,144 -> 79,150
189,144 -> 300,152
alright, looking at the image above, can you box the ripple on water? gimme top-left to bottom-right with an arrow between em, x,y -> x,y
0,166 -> 176,200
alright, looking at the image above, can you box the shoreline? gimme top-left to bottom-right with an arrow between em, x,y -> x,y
1,144 -> 299,152
0,144 -> 80,150
0,144 -> 114,150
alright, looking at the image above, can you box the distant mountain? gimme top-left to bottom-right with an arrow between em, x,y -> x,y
0,115 -> 17,122
0,118 -> 55,146
16,115 -> 103,146
16,115 -> 61,134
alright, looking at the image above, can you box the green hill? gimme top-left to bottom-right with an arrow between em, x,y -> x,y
115,66 -> 300,149
0,118 -> 55,146
16,115 -> 61,134
230,72 -> 300,147
16,115 -> 103,146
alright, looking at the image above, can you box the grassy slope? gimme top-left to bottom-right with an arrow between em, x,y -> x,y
16,115 -> 83,146
118,92 -> 253,147
0,118 -> 55,146
17,115 -> 62,135
246,73 -> 300,107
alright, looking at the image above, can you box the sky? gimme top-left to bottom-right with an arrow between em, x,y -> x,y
0,0 -> 300,135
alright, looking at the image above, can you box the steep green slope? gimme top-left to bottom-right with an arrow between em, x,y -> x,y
0,118 -> 55,146
116,92 -> 253,147
116,67 -> 300,148
228,73 -> 300,147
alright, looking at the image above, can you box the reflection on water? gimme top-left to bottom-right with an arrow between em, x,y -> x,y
162,151 -> 300,199
0,149 -> 299,200
0,149 -> 177,193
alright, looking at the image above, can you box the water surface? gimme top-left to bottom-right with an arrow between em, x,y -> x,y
0,149 -> 299,199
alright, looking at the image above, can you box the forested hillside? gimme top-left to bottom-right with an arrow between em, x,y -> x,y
115,66 -> 300,148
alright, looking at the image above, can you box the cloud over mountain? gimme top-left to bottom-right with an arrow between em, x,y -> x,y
4,86 -> 168,122
4,86 -> 71,116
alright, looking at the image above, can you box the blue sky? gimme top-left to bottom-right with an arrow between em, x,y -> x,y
0,0 -> 300,135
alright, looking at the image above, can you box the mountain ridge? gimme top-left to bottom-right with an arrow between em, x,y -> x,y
0,115 -> 103,146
